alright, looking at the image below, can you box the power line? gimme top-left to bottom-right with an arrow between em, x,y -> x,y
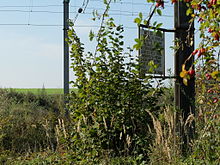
0,9 -> 62,13
0,23 -> 139,29
0,5 -> 62,8
0,9 -> 173,17
0,5 -> 173,12
0,1 -> 174,30
0,2 -> 171,7
72,0 -> 90,25
90,0 -> 173,7
71,5 -> 173,15
0,23 -> 62,26
0,23 -> 189,31
28,0 -> 33,25
82,0 -> 90,12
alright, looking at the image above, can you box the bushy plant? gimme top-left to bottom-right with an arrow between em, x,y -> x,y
147,68 -> 220,165
0,89 -> 65,155
183,66 -> 220,164
67,15 -> 162,163
6,151 -> 73,165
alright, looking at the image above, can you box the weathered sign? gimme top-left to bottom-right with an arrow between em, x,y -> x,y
139,28 -> 165,75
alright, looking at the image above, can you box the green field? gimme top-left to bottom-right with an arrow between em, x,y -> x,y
10,88 -> 77,95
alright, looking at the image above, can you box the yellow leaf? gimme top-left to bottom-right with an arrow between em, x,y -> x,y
182,64 -> 186,71
183,78 -> 188,86
191,14 -> 196,18
180,70 -> 188,78
180,72 -> 185,78
211,71 -> 219,79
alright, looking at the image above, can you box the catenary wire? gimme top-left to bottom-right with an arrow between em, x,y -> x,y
0,9 -> 173,17
27,0 -> 33,25
0,5 -> 62,8
0,1 -> 174,29
89,0 -> 173,7
72,0 -> 90,25
0,23 -> 141,29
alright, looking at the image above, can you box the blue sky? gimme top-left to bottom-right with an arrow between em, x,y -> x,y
0,0 -> 175,88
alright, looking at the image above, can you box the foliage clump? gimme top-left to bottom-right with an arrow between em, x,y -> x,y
67,17 -> 162,163
0,89 -> 65,162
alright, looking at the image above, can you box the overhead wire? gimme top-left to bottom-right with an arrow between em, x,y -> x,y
0,0 -> 174,20
72,0 -> 90,25
0,0 -> 174,30
27,0 -> 33,25
0,5 -> 62,8
0,9 -> 62,13
0,9 -> 173,17
0,5 -> 173,11
89,0 -> 173,7
0,23 -> 141,29
82,0 -> 90,13
0,1 -> 173,8
0,23 -> 62,26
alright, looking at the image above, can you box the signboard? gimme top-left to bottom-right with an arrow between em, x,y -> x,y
139,28 -> 165,75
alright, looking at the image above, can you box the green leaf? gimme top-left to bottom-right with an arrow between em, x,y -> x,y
89,30 -> 95,41
134,38 -> 139,42
156,30 -> 162,37
133,38 -> 143,50
139,12 -> 143,20
156,9 -> 162,16
110,22 -> 116,27
148,60 -> 158,73
134,17 -> 141,25
156,23 -> 163,29
186,8 -> 192,16
119,41 -> 124,46
103,0 -> 107,5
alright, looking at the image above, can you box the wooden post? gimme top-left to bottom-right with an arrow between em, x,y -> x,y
174,1 -> 195,154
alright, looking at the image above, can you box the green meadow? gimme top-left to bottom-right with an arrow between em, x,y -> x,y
11,88 -> 77,95
13,88 -> 63,95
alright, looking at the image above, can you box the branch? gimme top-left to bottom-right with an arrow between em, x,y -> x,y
94,0 -> 113,58
146,5 -> 157,26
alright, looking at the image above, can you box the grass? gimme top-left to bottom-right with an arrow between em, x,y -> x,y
10,88 -> 77,95
0,88 -> 67,164
13,88 -> 63,95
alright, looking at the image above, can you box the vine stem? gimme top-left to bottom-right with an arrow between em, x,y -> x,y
94,0 -> 113,59
146,5 -> 157,26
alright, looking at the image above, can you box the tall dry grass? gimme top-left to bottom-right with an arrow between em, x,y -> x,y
147,105 -> 187,165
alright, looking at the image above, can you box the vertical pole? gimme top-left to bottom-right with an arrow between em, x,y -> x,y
174,1 -> 195,154
63,0 -> 70,95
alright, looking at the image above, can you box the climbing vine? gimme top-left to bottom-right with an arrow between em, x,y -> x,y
135,0 -> 219,102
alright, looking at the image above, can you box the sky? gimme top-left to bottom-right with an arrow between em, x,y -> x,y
0,0 -> 176,88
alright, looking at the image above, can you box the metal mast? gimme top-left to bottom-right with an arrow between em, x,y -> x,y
63,0 -> 70,95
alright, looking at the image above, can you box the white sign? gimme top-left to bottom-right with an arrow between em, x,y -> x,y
139,28 -> 165,75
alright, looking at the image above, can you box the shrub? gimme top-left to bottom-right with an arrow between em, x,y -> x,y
0,89 -> 64,155
67,17 -> 162,163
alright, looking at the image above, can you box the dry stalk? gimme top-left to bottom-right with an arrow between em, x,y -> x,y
147,106 -> 181,164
